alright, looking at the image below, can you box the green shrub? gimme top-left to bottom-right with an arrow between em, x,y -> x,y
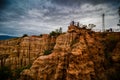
50,31 -> 60,37
70,39 -> 78,47
22,34 -> 28,37
49,27 -> 62,37
13,64 -> 32,79
39,34 -> 43,37
44,49 -> 52,55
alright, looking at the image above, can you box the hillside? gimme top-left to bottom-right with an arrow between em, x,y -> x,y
0,35 -> 17,40
0,23 -> 120,80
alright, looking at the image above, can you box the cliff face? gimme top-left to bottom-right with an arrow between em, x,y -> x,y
20,25 -> 109,80
112,42 -> 120,62
0,24 -> 120,80
0,35 -> 56,69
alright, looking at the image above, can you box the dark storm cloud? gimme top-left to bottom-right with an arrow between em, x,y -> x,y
0,0 -> 120,36
51,0 -> 120,6
0,0 -> 28,22
0,0 -> 9,9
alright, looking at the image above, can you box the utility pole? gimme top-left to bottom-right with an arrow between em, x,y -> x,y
117,7 -> 120,30
102,13 -> 105,32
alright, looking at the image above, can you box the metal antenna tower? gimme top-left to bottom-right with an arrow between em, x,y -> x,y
102,13 -> 105,32
117,7 -> 120,30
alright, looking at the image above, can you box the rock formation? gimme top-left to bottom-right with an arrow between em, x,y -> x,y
0,23 -> 120,80
20,24 -> 113,80
0,34 -> 56,69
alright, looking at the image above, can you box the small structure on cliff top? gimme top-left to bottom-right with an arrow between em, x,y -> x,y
68,21 -> 95,33
70,21 -> 75,26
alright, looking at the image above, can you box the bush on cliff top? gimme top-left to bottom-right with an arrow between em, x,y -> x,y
49,27 -> 62,37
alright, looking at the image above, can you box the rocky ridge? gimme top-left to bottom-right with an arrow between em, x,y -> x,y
0,34 -> 56,69
20,24 -> 115,80
0,23 -> 120,80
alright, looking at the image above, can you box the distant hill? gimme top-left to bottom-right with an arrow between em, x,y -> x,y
0,35 -> 17,40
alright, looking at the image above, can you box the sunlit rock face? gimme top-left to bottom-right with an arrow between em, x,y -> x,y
0,35 -> 56,69
1,24 -> 120,80
20,25 -> 107,80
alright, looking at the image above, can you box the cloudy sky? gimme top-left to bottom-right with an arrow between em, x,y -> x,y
0,0 -> 120,36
